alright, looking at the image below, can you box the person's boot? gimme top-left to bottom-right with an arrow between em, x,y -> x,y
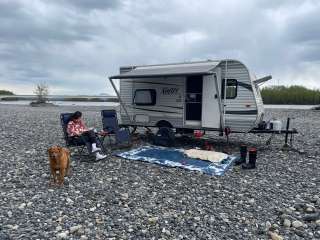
95,152 -> 107,160
235,145 -> 247,165
91,143 -> 101,153
242,148 -> 257,169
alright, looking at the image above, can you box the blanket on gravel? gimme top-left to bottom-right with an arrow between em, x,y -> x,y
115,145 -> 237,176
184,149 -> 229,163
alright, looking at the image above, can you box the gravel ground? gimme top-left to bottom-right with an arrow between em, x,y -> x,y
0,104 -> 319,240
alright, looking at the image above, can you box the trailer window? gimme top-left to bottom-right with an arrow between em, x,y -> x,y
134,89 -> 156,105
221,79 -> 238,99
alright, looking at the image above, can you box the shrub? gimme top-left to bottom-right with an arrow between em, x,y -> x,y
33,83 -> 49,103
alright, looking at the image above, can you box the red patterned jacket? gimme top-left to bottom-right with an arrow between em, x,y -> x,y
67,119 -> 88,137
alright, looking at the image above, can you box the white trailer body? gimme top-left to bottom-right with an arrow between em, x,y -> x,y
109,60 -> 270,133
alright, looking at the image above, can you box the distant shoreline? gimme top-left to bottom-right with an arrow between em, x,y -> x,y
0,95 -> 119,102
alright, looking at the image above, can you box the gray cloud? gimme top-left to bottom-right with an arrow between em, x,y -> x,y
59,0 -> 121,11
0,2 -> 99,43
0,0 -> 319,95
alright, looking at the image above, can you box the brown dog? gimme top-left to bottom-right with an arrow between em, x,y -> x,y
47,146 -> 70,185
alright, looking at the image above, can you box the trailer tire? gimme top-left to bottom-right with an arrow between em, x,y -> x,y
156,120 -> 173,128
153,127 -> 175,147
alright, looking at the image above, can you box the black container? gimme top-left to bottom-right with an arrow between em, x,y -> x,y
270,122 -> 273,130
242,148 -> 257,169
235,144 -> 247,165
258,121 -> 266,130
240,145 -> 247,162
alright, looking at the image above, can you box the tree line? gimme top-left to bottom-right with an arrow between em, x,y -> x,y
0,90 -> 14,95
261,85 -> 320,105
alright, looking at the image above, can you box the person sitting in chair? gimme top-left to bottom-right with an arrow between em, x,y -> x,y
67,111 -> 106,160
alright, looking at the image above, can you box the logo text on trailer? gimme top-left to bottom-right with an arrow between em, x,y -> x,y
162,87 -> 179,95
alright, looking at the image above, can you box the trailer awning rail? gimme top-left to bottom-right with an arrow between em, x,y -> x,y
110,72 -> 215,79
109,61 -> 220,79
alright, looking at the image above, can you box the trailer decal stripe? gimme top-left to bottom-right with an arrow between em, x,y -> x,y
225,110 -> 257,115
158,105 -> 183,109
131,107 -> 180,114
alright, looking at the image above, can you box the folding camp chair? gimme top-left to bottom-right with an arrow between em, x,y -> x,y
101,110 -> 131,146
60,113 -> 105,156
60,113 -> 87,155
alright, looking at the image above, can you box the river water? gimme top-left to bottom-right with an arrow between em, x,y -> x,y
0,100 -> 119,107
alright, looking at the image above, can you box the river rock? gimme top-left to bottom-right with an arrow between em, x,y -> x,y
292,220 -> 303,228
148,217 -> 159,224
268,231 -> 283,240
120,193 -> 129,200
303,213 -> 319,222
283,219 -> 291,228
305,204 -> 315,213
18,203 -> 26,210
66,198 -> 74,205
70,225 -> 83,234
57,231 -> 69,239
311,195 -> 319,202
280,214 -> 296,221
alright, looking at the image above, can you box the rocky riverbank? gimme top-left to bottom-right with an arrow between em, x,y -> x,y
0,104 -> 319,239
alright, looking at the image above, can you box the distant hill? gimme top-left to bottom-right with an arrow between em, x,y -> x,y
0,90 -> 14,95
261,85 -> 320,105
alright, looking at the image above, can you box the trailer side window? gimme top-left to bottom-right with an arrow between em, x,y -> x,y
221,79 -> 238,99
134,89 -> 156,105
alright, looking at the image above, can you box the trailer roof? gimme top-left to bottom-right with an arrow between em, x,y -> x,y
109,60 -> 220,79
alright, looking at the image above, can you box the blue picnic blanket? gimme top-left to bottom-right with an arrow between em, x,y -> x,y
115,146 -> 237,176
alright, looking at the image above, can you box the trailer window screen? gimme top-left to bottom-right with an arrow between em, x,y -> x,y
134,89 -> 156,105
221,79 -> 238,99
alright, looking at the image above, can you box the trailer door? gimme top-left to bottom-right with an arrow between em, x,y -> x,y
202,75 -> 220,128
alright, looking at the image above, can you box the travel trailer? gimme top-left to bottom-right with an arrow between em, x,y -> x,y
109,60 -> 272,134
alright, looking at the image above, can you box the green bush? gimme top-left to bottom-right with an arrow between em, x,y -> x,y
261,85 -> 320,105
0,90 -> 14,95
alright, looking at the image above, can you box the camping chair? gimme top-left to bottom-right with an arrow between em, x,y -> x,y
60,113 -> 105,156
101,110 -> 131,147
60,113 -> 87,156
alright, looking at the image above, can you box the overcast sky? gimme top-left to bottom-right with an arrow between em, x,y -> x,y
0,0 -> 319,95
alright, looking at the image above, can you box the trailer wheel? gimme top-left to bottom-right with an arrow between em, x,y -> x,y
154,127 -> 175,147
156,120 -> 173,128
